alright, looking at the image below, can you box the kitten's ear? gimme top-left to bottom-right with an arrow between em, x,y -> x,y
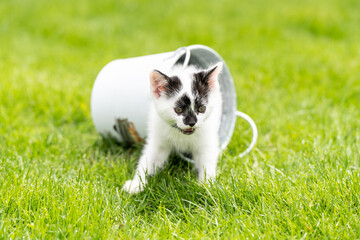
150,70 -> 169,99
204,62 -> 223,89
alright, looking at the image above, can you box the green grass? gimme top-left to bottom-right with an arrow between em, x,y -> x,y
1,0 -> 360,238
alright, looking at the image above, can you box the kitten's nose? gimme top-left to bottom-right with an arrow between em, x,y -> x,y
187,118 -> 197,127
184,115 -> 197,127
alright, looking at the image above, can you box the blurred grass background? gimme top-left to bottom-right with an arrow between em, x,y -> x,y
1,0 -> 360,238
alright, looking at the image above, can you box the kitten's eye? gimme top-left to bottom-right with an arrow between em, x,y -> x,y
198,106 -> 206,113
174,107 -> 183,114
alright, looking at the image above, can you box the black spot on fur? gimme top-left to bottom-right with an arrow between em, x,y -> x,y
166,76 -> 182,97
175,94 -> 191,112
192,67 -> 216,105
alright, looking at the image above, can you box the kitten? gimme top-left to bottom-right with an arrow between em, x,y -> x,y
122,62 -> 223,194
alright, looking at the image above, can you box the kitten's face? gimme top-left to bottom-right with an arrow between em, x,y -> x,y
150,63 -> 222,135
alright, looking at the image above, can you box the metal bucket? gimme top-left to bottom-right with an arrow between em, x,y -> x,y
91,45 -> 257,158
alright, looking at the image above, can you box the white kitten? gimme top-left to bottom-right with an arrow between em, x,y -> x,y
122,63 -> 223,194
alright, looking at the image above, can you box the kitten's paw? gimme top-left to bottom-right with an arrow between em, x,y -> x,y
199,176 -> 216,185
197,170 -> 216,184
122,179 -> 145,194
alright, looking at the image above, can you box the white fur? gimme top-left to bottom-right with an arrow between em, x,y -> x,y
122,63 -> 223,194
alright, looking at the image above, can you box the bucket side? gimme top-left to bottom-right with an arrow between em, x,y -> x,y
91,51 -> 183,143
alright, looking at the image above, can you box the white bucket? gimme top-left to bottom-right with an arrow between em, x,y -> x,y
91,45 -> 257,158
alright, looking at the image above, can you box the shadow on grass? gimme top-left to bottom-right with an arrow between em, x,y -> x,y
87,137 -> 144,181
127,168 -> 266,223
90,137 -> 199,187
122,156 -> 222,220
90,137 -> 253,221
91,136 -> 143,156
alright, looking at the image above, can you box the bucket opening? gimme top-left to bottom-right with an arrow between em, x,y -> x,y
173,47 -> 237,150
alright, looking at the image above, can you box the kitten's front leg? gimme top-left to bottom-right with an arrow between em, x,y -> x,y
193,146 -> 219,183
122,142 -> 171,194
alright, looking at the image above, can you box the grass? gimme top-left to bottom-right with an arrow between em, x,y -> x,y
1,0 -> 360,238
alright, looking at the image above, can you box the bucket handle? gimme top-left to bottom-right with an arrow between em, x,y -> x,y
178,111 -> 258,163
236,111 -> 258,158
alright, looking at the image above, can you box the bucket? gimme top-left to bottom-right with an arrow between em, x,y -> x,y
91,45 -> 257,159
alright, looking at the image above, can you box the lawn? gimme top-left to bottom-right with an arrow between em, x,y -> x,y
1,0 -> 360,238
